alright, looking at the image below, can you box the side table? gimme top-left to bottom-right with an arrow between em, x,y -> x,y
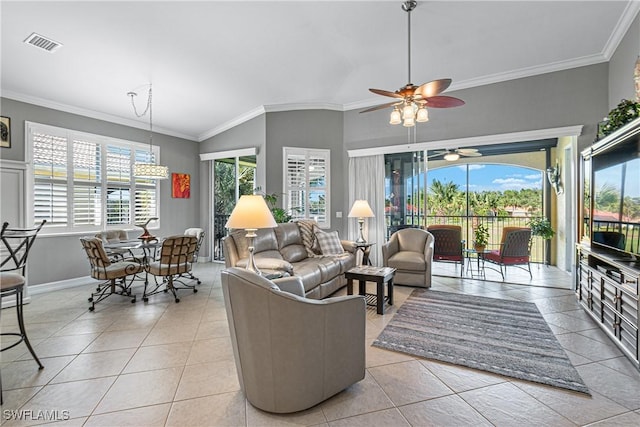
353,242 -> 375,265
345,266 -> 395,314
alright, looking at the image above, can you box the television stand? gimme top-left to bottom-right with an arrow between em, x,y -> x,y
576,244 -> 639,369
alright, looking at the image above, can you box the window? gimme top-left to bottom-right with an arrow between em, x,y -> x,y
27,122 -> 160,234
283,147 -> 330,228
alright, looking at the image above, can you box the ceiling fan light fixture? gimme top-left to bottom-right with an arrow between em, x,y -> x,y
390,108 -> 402,124
403,116 -> 415,127
416,106 -> 429,122
402,104 -> 415,120
444,152 -> 460,161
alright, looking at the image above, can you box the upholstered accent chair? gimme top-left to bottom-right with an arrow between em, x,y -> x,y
221,267 -> 366,413
145,235 -> 198,303
483,227 -> 532,280
427,224 -> 465,277
80,237 -> 142,310
382,228 -> 434,288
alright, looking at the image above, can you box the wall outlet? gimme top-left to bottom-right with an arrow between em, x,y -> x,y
336,211 -> 342,218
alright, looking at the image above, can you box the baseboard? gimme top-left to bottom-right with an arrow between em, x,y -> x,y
29,276 -> 94,295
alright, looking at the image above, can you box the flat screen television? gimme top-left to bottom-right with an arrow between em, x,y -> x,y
591,130 -> 640,259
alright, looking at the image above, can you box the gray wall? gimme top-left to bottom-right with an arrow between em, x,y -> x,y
344,63 -> 609,155
0,97 -> 200,285
265,110 -> 345,235
198,115 -> 266,259
608,14 -> 639,109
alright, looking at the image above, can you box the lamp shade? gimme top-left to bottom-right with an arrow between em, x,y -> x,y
225,195 -> 277,229
348,200 -> 375,218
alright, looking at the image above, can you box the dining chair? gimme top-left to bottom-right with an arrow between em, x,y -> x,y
0,220 -> 46,404
144,235 -> 198,303
182,228 -> 205,284
80,237 -> 143,311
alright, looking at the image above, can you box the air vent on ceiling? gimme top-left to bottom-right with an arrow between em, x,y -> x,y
23,32 -> 63,53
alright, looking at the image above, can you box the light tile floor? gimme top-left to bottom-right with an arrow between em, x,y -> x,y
1,263 -> 640,426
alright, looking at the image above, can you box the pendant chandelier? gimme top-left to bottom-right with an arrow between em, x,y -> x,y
128,84 -> 169,179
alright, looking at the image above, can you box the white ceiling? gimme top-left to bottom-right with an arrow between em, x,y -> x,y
1,1 -> 638,142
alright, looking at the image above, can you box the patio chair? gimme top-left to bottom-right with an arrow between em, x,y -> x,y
80,237 -> 143,311
427,225 -> 465,277
483,227 -> 532,280
144,235 -> 198,303
1,220 -> 46,404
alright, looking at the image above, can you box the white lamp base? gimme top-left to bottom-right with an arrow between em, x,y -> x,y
245,229 -> 262,276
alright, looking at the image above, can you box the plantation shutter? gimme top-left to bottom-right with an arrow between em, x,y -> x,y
33,130 -> 68,226
284,148 -> 330,228
27,122 -> 161,234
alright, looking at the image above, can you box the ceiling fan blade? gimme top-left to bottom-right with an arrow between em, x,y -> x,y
415,79 -> 452,98
360,101 -> 402,113
427,150 -> 448,159
457,148 -> 479,154
369,88 -> 404,99
461,152 -> 482,157
424,95 -> 465,108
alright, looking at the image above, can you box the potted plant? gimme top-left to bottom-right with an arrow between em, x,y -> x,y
473,223 -> 489,252
528,217 -> 555,240
262,192 -> 293,223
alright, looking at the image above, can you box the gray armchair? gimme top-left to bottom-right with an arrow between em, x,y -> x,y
221,267 -> 366,413
382,228 -> 434,288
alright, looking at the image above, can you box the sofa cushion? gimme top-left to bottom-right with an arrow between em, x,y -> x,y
290,259 -> 324,292
296,220 -> 321,257
387,251 -> 426,271
316,230 -> 345,255
230,228 -> 279,259
236,256 -> 293,274
275,223 -> 308,263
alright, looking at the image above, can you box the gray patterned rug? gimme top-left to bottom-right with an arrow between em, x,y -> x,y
373,289 -> 590,394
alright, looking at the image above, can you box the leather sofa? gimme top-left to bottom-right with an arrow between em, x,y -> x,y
223,222 -> 357,299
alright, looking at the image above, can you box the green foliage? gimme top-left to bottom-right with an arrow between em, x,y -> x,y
528,217 -> 555,240
256,189 -> 293,223
474,223 -> 489,247
601,99 -> 640,137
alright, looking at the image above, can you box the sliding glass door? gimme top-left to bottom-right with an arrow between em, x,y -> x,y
212,155 -> 256,262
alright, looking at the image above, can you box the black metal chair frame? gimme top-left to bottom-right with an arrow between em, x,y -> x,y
1,220 -> 46,404
181,229 -> 204,285
80,237 -> 142,311
144,235 -> 198,303
483,228 -> 533,280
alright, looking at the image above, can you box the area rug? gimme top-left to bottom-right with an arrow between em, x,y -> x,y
373,289 -> 590,394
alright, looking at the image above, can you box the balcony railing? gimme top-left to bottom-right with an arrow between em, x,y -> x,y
387,215 -> 547,263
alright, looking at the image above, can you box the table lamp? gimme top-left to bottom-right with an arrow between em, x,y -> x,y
348,200 -> 375,244
225,195 -> 277,275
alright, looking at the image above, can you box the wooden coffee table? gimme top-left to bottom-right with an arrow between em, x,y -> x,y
345,266 -> 395,314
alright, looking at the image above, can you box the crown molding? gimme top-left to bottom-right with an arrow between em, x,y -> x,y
347,125 -> 583,158
2,90 -> 198,141
602,0 -> 640,59
263,102 -> 344,113
198,106 -> 266,142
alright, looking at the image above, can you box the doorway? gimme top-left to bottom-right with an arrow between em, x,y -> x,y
212,154 -> 256,262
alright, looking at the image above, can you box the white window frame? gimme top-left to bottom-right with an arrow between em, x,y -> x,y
283,147 -> 330,228
25,121 -> 162,235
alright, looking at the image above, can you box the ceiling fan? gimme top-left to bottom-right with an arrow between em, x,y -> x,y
360,1 -> 464,127
428,148 -> 482,161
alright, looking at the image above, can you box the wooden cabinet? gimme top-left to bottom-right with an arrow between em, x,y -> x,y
576,245 -> 639,368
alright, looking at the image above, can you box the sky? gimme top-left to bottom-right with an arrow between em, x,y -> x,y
426,164 -> 543,193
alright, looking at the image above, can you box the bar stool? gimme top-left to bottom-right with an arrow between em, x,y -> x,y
1,220 -> 46,404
